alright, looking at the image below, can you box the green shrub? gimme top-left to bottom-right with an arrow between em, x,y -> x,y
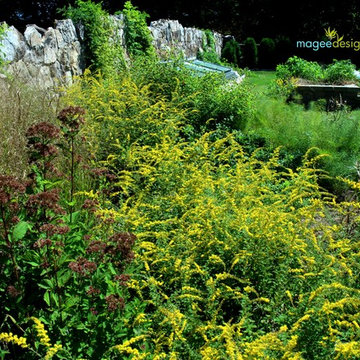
60,0 -> 125,75
221,39 -> 242,66
276,56 -> 357,85
324,59 -> 357,84
275,36 -> 292,64
125,57 -> 255,133
183,73 -> 255,132
258,37 -> 276,69
122,1 -> 155,58
242,37 -> 258,68
276,56 -> 324,82
275,63 -> 292,80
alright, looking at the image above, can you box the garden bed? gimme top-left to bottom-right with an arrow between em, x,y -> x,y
295,82 -> 360,109
275,56 -> 360,108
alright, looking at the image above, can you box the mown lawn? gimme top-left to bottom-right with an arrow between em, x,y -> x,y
244,70 -> 276,94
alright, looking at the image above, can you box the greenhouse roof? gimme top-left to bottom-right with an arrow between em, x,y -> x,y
183,59 -> 242,81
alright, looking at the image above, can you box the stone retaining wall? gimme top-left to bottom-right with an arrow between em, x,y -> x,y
149,19 -> 222,59
0,17 -> 223,88
1,20 -> 82,88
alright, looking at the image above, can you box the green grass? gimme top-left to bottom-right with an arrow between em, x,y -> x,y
243,70 -> 360,193
244,70 -> 276,95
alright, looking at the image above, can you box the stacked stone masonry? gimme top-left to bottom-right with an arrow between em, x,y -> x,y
0,17 -> 223,88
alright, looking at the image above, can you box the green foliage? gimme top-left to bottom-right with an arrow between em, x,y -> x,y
276,56 -> 324,82
0,24 -> 6,41
182,73 -> 255,132
122,1 -> 155,58
129,55 -> 184,97
247,70 -> 360,193
2,57 -> 360,359
0,23 -> 7,68
126,57 -> 255,133
324,59 -> 357,84
0,108 -> 147,359
60,0 -> 125,75
221,39 -> 242,66
198,29 -> 221,64
276,56 -> 357,84
242,37 -> 258,68
248,93 -> 360,192
258,37 -> 276,69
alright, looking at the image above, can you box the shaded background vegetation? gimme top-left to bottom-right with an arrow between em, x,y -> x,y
0,0 -> 359,39
2,0 -> 360,64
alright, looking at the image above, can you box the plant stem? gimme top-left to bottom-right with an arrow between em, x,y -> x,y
0,204 -> 19,281
70,137 -> 75,223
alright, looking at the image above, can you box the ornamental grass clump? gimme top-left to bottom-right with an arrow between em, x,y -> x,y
0,77 -> 60,177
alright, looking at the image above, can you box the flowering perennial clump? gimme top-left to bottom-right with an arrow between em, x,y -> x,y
26,122 -> 60,167
100,130 -> 360,359
0,99 -> 141,359
68,257 -> 97,276
57,106 -> 85,132
26,189 -> 65,216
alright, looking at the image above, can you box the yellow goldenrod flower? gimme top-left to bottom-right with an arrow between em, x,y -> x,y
334,341 -> 360,359
45,344 -> 63,360
30,317 -> 51,347
291,314 -> 311,332
113,335 -> 147,354
0,332 -> 28,348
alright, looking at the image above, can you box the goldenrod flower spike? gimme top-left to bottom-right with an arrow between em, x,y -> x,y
30,317 -> 51,347
45,344 -> 63,360
0,332 -> 28,348
30,317 -> 63,359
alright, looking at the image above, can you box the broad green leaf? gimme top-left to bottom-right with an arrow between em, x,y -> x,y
12,221 -> 29,241
25,261 -> 39,267
44,291 -> 50,306
66,200 -> 77,207
64,296 -> 79,309
51,292 -> 59,307
57,269 -> 72,287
